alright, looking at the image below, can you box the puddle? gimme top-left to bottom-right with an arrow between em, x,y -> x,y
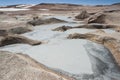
65,28 -> 96,34
22,23 -> 81,41
0,39 -> 93,74
102,29 -> 116,33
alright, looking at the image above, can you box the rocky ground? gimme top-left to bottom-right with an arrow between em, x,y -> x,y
0,3 -> 120,80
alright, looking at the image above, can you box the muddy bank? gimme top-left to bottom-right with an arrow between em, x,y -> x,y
0,35 -> 41,47
74,41 -> 120,80
27,18 -> 66,26
52,24 -> 118,32
67,30 -> 120,67
52,25 -> 72,32
0,51 -> 74,80
8,27 -> 32,34
1,41 -> 120,80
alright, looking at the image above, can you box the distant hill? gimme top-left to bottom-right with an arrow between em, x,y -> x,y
29,3 -> 84,10
38,3 -> 83,6
112,2 -> 120,5
0,4 -> 34,8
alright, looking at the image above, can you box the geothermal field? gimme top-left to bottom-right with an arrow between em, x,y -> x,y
0,3 -> 120,80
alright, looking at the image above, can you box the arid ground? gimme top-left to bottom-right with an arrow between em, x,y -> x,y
0,3 -> 120,80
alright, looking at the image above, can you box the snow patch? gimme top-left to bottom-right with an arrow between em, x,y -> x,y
0,8 -> 29,11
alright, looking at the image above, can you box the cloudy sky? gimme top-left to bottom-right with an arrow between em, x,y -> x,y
0,0 -> 120,6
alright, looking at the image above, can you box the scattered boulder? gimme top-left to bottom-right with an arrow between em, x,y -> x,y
33,16 -> 39,20
52,25 -> 72,32
67,33 -> 94,39
0,35 -> 41,47
75,24 -> 115,29
75,10 -> 89,20
115,27 -> 120,32
8,27 -> 32,34
86,12 -> 106,24
0,11 -> 4,14
27,18 -> 66,26
0,30 -> 8,36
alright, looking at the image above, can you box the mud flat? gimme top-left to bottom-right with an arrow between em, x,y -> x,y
0,21 -> 120,80
0,3 -> 120,79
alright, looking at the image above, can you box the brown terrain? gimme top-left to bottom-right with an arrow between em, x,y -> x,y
0,2 -> 120,80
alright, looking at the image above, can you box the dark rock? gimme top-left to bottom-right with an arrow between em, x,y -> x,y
9,27 -> 32,34
67,33 -> 91,39
0,11 -> 4,14
75,10 -> 89,19
0,35 -> 41,47
0,30 -> 7,36
52,25 -> 72,32
75,24 -> 115,29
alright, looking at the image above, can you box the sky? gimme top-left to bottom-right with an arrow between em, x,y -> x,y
0,0 -> 120,6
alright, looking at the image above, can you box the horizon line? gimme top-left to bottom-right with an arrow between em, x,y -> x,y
0,2 -> 119,6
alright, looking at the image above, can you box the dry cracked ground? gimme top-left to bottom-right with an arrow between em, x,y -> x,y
0,3 -> 120,80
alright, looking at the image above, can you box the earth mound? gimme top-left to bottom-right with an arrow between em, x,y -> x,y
27,18 -> 66,26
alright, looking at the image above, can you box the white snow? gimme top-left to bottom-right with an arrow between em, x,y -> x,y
15,4 -> 36,8
39,9 -> 49,11
0,8 -> 29,11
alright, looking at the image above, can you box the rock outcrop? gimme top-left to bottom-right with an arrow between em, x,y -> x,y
86,11 -> 120,25
86,12 -> 106,24
0,35 -> 41,47
74,24 -> 116,29
27,18 -> 66,26
0,51 -> 73,80
52,24 -> 117,32
52,24 -> 118,33
0,27 -> 31,36
8,27 -> 32,34
75,10 -> 89,20
52,25 -> 72,32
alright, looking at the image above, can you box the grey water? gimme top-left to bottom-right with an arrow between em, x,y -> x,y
74,41 -> 120,80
